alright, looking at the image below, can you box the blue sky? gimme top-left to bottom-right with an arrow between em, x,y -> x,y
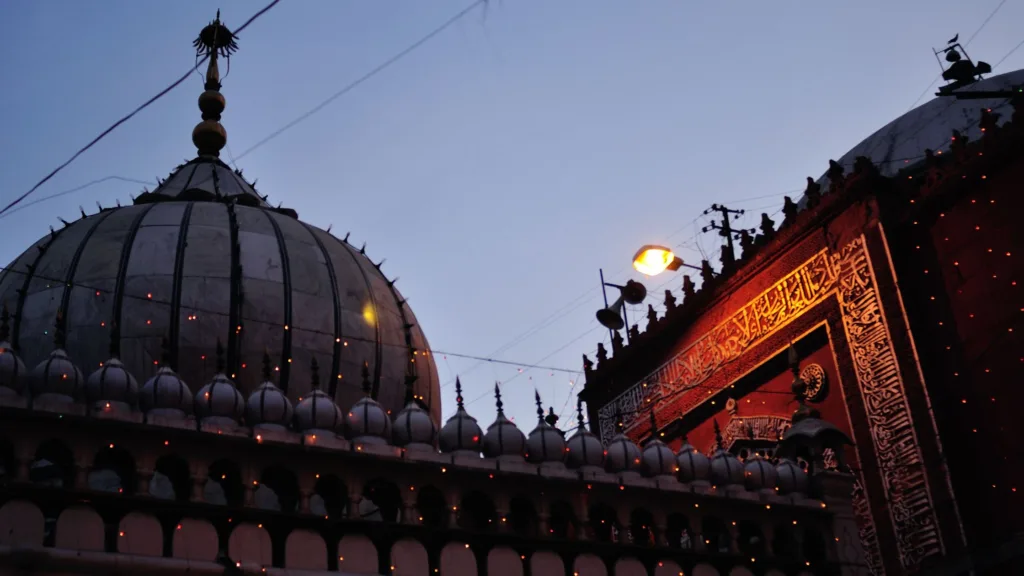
2,0 -> 1023,429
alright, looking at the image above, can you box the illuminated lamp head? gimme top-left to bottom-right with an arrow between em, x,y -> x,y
632,245 -> 683,276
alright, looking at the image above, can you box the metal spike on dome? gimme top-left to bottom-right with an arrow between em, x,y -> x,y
455,377 -> 465,410
116,199 -> 121,207
713,419 -> 724,450
58,217 -> 70,228
361,360 -> 371,395
387,277 -> 399,288
215,340 -> 226,374
108,321 -> 120,359
311,357 -> 321,390
342,232 -> 351,243
359,243 -> 366,255
79,206 -> 87,219
262,350 -> 272,381
534,390 -> 544,422
494,382 -> 504,415
96,201 -> 103,212
326,224 -> 332,233
375,259 -> 386,270
130,194 -> 136,202
576,397 -> 586,431
0,303 -> 11,343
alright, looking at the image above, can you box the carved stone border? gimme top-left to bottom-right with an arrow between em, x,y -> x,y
599,236 -> 942,571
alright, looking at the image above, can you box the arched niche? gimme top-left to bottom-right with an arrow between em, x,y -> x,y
666,513 -> 692,549
55,506 -> 104,551
488,546 -> 523,576
228,523 -> 272,567
549,500 -> 579,539
654,559 -> 684,576
284,528 -> 327,570
30,439 -> 74,488
0,500 -> 44,547
172,517 -> 218,562
615,557 -> 647,576
205,459 -> 244,506
0,437 -> 17,482
530,550 -> 563,576
574,553 -> 607,576
257,465 -> 299,512
588,502 -> 618,543
311,474 -> 348,519
507,496 -> 537,537
692,563 -> 720,576
337,534 -> 378,575
391,538 -> 429,576
361,478 -> 401,522
151,454 -> 190,500
89,445 -> 136,494
459,490 -> 497,532
728,567 -> 756,576
117,512 -> 162,557
416,485 -> 448,528
440,541 -> 477,575
629,508 -> 656,546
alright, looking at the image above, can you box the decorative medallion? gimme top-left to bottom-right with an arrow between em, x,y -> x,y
799,363 -> 828,403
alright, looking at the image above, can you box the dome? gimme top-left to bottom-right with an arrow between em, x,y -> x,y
438,378 -> 480,455
345,362 -> 391,444
776,458 -> 809,495
0,52 -> 441,425
482,384 -> 525,459
294,358 -> 342,434
812,68 -> 1024,195
86,355 -> 139,410
708,422 -> 744,486
639,412 -> 676,478
140,352 -> 193,418
605,432 -> 642,474
676,439 -> 711,483
246,353 -> 293,429
565,400 -> 603,470
743,455 -> 778,492
0,307 -> 25,396
195,345 -> 245,425
30,325 -> 84,403
525,393 -> 567,464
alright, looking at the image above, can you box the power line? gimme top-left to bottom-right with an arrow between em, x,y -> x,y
0,176 -> 155,221
993,37 -> 1024,71
233,0 -> 487,162
0,0 -> 282,219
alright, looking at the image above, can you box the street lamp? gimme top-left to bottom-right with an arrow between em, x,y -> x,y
632,244 -> 703,276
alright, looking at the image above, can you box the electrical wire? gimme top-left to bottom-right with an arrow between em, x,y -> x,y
0,176 -> 155,220
0,0 -> 282,219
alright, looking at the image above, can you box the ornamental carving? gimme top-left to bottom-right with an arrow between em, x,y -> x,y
599,236 -> 943,570
799,363 -> 828,403
719,415 -> 791,453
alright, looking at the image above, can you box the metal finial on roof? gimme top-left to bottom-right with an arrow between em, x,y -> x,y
215,340 -> 226,374
493,382 -> 504,415
361,360 -> 371,396
455,377 -> 465,410
713,419 -> 724,450
545,406 -> 559,428
262,350 -> 272,382
191,11 -> 237,158
0,304 -> 10,343
534,390 -> 544,422
311,357 -> 320,390
576,397 -> 586,431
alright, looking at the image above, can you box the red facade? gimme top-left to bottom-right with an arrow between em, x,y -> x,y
583,98 -> 1024,575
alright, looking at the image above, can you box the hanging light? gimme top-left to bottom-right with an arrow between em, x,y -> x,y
632,245 -> 683,276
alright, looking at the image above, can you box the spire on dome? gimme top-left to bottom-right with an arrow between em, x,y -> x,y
191,11 -> 238,158
545,406 -> 559,428
494,382 -> 504,415
713,419 -> 724,450
262,350 -> 272,381
535,390 -> 544,422
455,377 -> 465,410
215,340 -> 226,374
311,357 -> 321,390
361,360 -> 371,396
108,321 -> 120,359
576,397 -> 586,431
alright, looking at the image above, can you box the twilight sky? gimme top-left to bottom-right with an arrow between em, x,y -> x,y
2,0 -> 1023,430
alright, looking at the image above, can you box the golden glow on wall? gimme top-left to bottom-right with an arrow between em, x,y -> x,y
362,302 -> 377,327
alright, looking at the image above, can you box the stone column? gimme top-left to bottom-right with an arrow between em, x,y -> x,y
727,522 -> 740,554
137,468 -> 153,496
192,474 -> 207,503
761,522 -> 776,557
299,489 -> 312,514
817,471 -> 872,576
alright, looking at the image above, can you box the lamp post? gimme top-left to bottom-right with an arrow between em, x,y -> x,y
632,245 -> 702,276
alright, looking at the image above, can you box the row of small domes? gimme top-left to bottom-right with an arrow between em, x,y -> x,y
1,329 -> 808,494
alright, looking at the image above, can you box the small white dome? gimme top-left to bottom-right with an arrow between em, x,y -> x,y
0,316 -> 25,396
196,373 -> 245,424
295,389 -> 342,433
776,458 -> 809,495
140,366 -> 193,417
345,363 -> 390,444
394,399 -> 438,451
605,433 -> 642,473
482,385 -> 525,458
31,347 -> 83,403
438,379 -> 479,455
565,401 -> 603,470
744,455 -> 778,491
642,439 -> 677,478
247,381 -> 293,428
710,448 -> 745,486
526,394 -> 567,464
86,357 -> 138,407
676,440 -> 711,483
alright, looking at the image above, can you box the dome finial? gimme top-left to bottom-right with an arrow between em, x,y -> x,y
262,349 -> 272,382
108,321 -> 120,359
534,390 -> 544,422
713,419 -> 724,450
493,382 -> 504,415
191,11 -> 238,158
576,396 -> 586,431
0,303 -> 10,343
310,356 -> 321,390
455,377 -> 465,410
361,360 -> 371,396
